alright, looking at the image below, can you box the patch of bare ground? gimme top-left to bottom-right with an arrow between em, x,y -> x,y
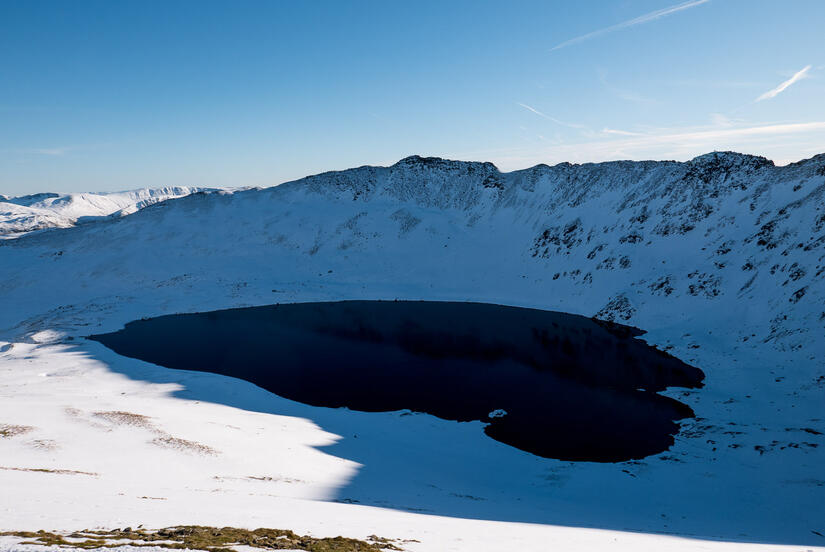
150,435 -> 218,456
72,409 -> 220,456
0,526 -> 404,551
27,439 -> 59,451
213,475 -> 305,484
64,408 -> 111,431
0,466 -> 98,476
0,423 -> 34,438
93,410 -> 155,429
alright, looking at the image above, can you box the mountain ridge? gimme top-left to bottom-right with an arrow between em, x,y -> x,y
2,150 -> 822,351
0,150 -> 823,545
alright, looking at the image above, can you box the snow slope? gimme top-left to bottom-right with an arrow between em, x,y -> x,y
0,187 -> 225,238
0,152 -> 823,551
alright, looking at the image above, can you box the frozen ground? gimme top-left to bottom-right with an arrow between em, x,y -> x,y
0,153 -> 823,551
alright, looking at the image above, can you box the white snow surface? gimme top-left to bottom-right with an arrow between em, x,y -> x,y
0,187 -> 225,238
1,152 -> 824,551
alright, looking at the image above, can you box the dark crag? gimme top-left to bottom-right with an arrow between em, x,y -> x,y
90,300 -> 704,462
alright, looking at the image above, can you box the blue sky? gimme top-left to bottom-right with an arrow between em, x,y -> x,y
2,0 -> 824,195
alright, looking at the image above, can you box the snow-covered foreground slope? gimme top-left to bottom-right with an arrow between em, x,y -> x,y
0,153 -> 823,551
0,187 -> 224,238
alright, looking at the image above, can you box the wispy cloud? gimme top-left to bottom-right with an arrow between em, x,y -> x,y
0,147 -> 72,157
755,65 -> 812,101
27,147 -> 70,156
601,128 -> 643,136
488,120 -> 825,170
550,0 -> 710,51
1,144 -> 107,164
710,113 -> 734,127
516,103 -> 587,129
643,120 -> 825,142
597,69 -> 656,104
517,102 -> 551,119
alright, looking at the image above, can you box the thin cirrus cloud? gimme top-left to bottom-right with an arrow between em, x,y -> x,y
611,120 -> 825,143
516,103 -> 587,129
550,0 -> 711,51
489,120 -> 825,170
755,65 -> 812,101
598,121 -> 825,158
0,147 -> 71,157
27,148 -> 70,156
601,128 -> 643,136
572,122 -> 825,161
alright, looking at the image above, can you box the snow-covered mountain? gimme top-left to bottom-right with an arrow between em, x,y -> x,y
0,186 -> 225,238
0,152 -> 823,551
5,151 -> 820,349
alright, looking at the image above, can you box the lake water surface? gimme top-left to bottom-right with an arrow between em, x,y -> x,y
90,300 -> 704,462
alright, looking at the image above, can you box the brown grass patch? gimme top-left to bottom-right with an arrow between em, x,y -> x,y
93,411 -> 155,429
150,435 -> 218,456
28,439 -> 59,451
0,525 -> 403,551
0,466 -> 98,476
0,423 -> 34,438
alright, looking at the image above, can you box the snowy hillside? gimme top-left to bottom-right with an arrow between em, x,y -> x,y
0,152 -> 823,551
0,187 -> 225,238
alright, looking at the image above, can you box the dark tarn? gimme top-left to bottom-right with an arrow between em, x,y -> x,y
90,300 -> 704,462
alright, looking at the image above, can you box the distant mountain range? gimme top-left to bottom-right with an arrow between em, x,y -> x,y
0,187 -> 224,237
